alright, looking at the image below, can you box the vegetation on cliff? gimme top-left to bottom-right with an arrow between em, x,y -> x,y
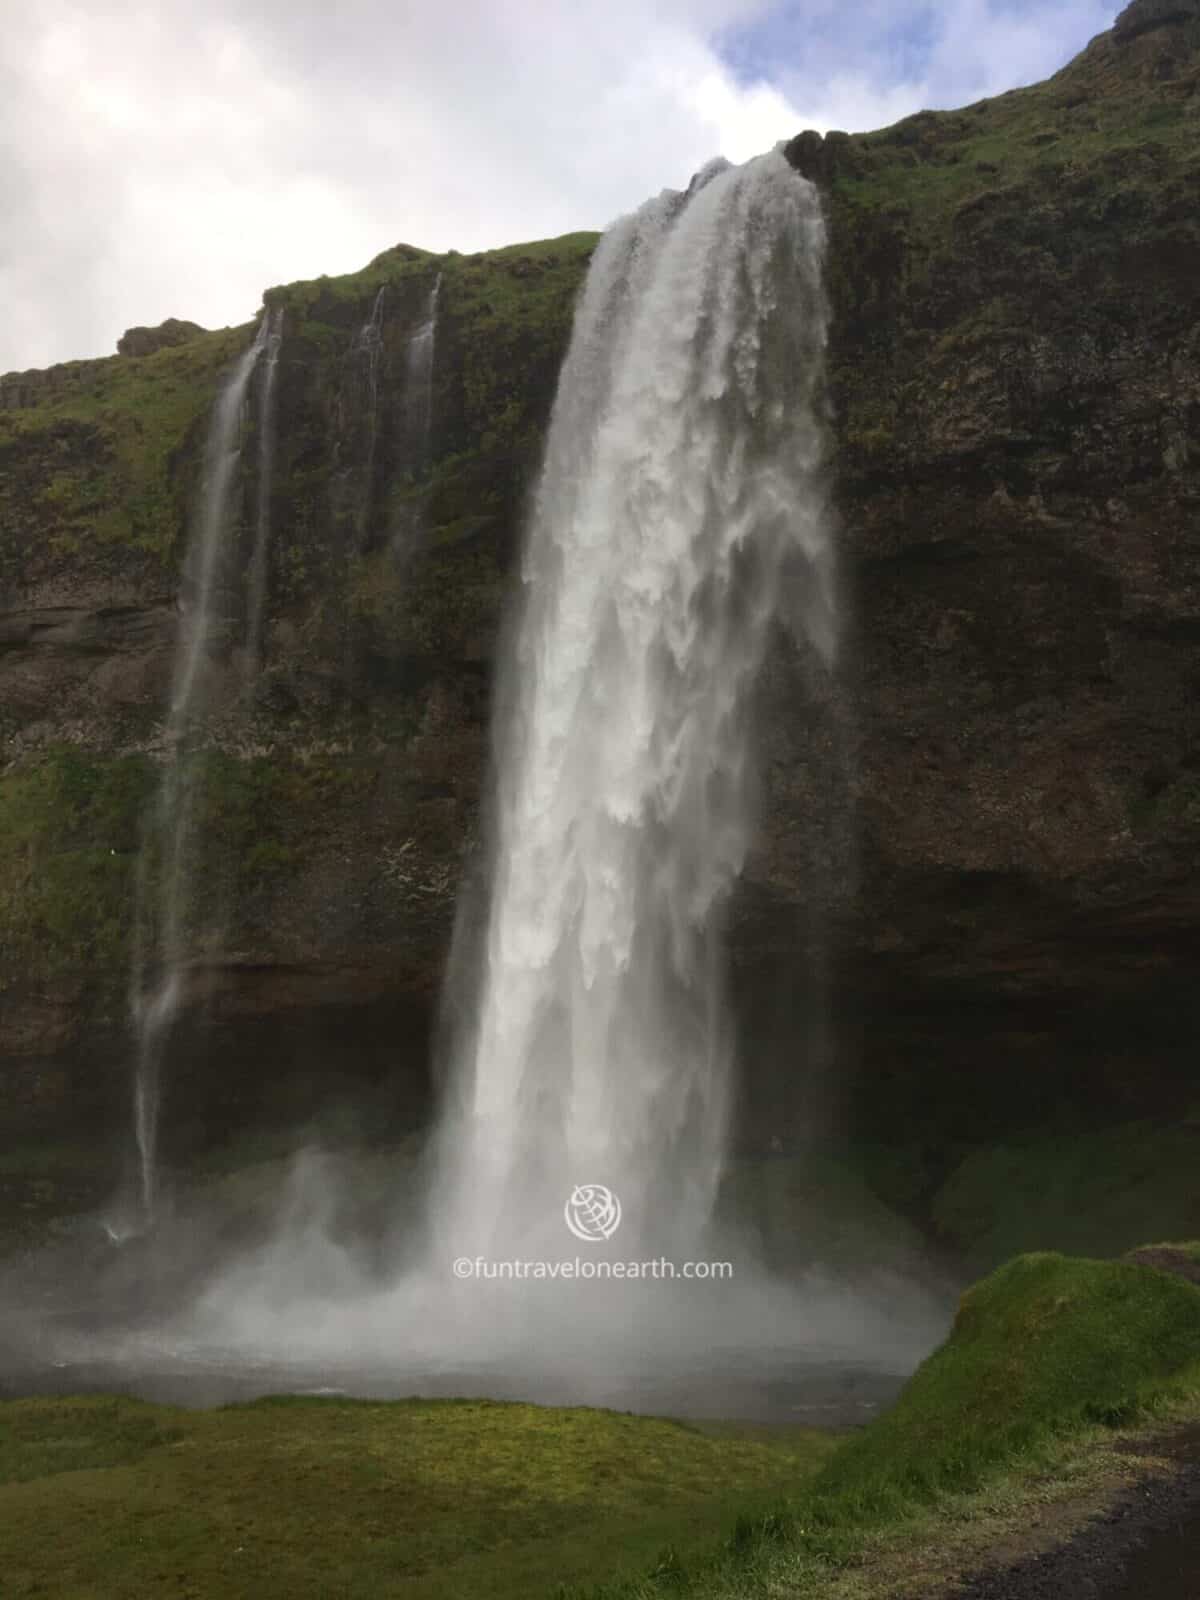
0,227 -> 596,1051
0,747 -> 153,986
0,325 -> 249,593
792,0 -> 1200,475
0,744 -> 378,1001
0,229 -> 596,602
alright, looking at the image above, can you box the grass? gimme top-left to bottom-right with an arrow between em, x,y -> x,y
0,1397 -> 833,1600
811,1252 -> 1200,1508
2,1251 -> 1198,1597
826,20 -> 1200,241
566,1249 -> 1200,1597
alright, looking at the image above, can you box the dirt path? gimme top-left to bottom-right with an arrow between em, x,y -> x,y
947,1429 -> 1200,1599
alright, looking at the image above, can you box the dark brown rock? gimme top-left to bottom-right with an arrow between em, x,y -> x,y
1114,0 -> 1200,45
1126,1246 -> 1200,1284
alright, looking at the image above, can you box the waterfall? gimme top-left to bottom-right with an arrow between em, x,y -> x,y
339,287 -> 391,691
127,315 -> 272,1228
183,156 -> 945,1386
395,274 -> 440,544
403,273 -> 440,476
246,307 -> 284,668
433,151 -> 832,1262
354,286 -> 386,549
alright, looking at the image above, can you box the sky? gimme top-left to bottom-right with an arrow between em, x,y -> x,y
2,0 -> 1118,373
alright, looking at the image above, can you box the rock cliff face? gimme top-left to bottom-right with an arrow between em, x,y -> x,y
2,0 -> 1198,1198
768,0 -> 1200,1166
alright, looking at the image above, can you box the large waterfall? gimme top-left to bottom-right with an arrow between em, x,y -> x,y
127,314 -> 275,1228
106,152 -> 943,1401
433,150 -> 833,1262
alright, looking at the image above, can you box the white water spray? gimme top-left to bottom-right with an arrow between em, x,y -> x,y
128,315 -> 273,1226
432,151 -> 833,1260
360,285 -> 386,366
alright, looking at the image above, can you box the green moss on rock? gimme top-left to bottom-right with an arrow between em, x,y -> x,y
0,747 -> 154,986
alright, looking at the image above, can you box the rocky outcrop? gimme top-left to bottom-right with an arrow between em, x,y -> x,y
116,318 -> 207,357
1,7 -> 1198,1186
1113,0 -> 1200,45
0,359 -> 112,411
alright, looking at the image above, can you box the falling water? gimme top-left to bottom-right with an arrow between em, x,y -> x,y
340,287 -> 391,690
361,284 -> 387,365
433,151 -> 833,1261
128,315 -> 272,1227
246,307 -> 284,668
165,155 -> 946,1394
403,274 -> 440,472
353,286 -> 387,549
394,274 -> 440,544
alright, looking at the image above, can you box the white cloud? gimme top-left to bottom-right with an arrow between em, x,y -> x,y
1,0 -> 1118,372
921,0 -> 1115,100
755,0 -> 1115,121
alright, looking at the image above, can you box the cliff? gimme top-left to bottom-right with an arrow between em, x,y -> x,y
2,0 -> 1199,1210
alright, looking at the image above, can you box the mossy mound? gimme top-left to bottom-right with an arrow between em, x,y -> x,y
813,1251 -> 1200,1515
0,1394 -> 832,1600
578,1249 -> 1200,1596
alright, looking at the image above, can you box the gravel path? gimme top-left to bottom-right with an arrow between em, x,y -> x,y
948,1429 -> 1200,1600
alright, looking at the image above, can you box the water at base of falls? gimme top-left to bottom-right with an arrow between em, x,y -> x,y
0,1155 -> 947,1421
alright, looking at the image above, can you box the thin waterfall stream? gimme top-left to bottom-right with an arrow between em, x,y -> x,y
395,272 -> 441,547
354,285 -> 386,550
403,274 -> 440,477
124,314 -> 274,1232
246,307 -> 284,669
